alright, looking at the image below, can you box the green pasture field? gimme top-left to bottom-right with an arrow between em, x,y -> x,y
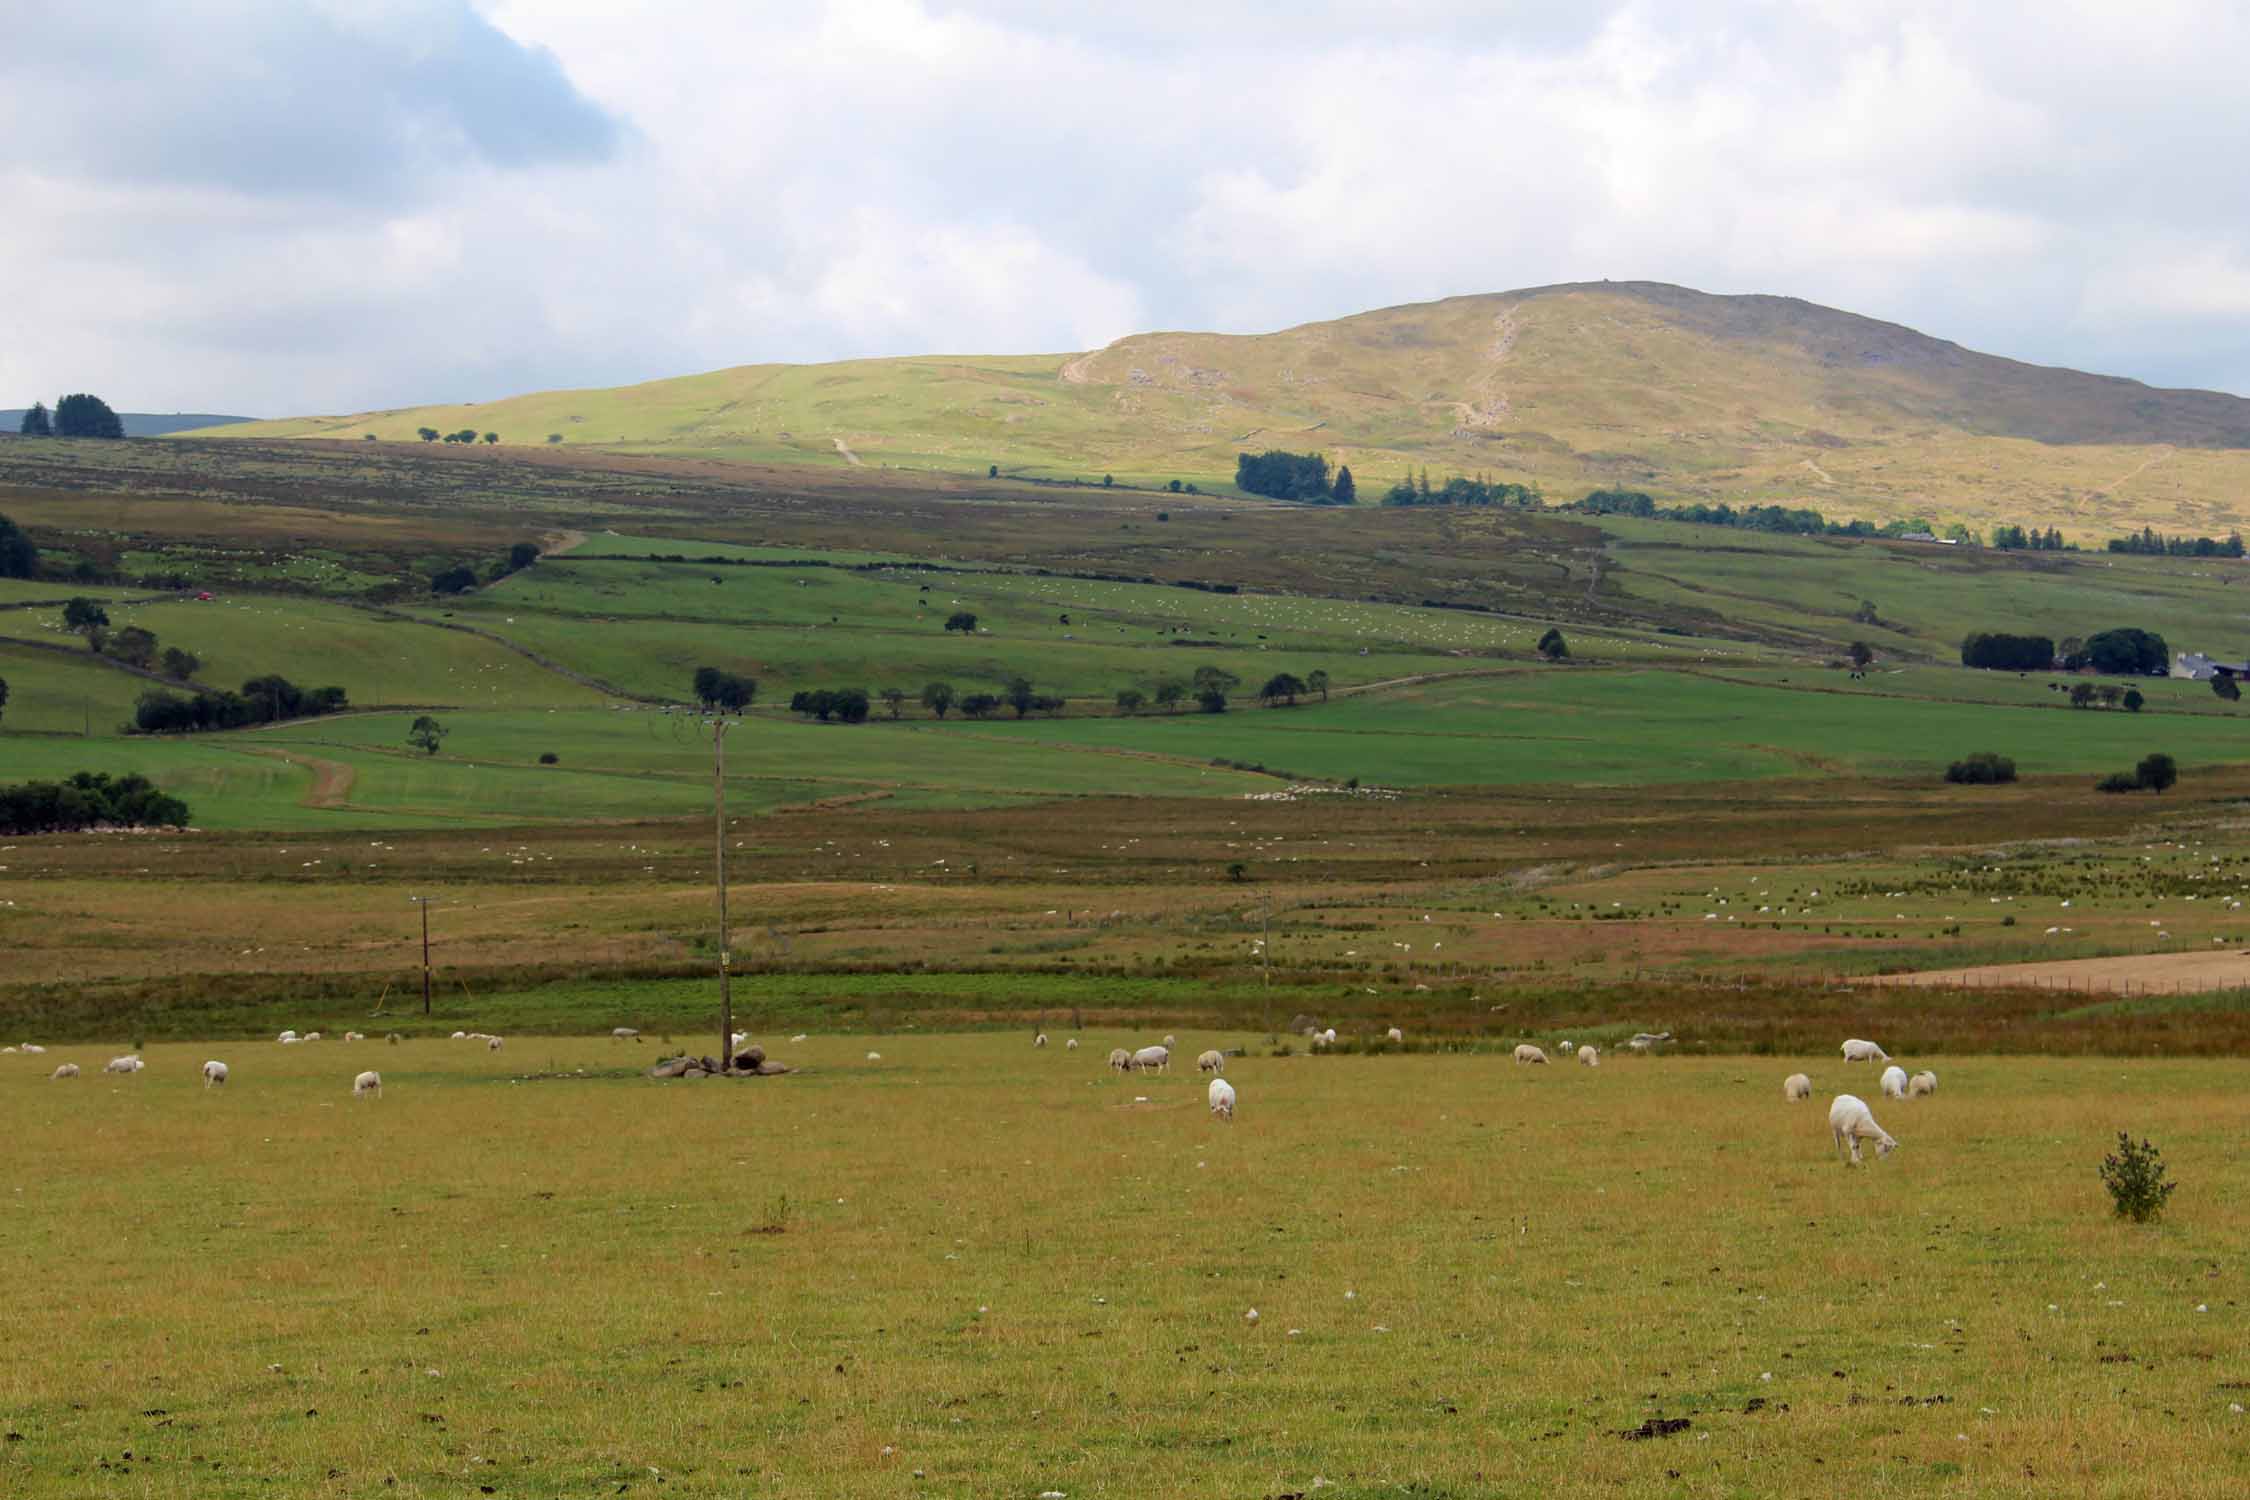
0,734 -> 321,827
0,639 -> 150,735
944,669 -> 2250,785
5,1035 -> 2243,1497
0,595 -> 606,710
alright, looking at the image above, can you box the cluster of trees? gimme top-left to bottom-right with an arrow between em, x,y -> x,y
133,675 -> 348,733
944,611 -> 978,632
691,667 -> 757,711
430,542 -> 541,595
0,771 -> 190,834
2067,682 -> 2145,712
417,427 -> 499,444
1992,524 -> 2068,551
17,395 -> 123,439
1944,751 -> 2018,784
789,687 -> 871,723
2105,527 -> 2247,558
1569,489 -> 1984,542
1962,628 -> 2169,675
1537,627 -> 1568,661
0,511 -> 38,577
1234,451 -> 1346,504
2097,753 -> 2177,795
59,598 -> 199,678
1382,472 -> 1538,508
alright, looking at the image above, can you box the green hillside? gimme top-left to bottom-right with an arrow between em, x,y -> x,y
191,281 -> 2250,537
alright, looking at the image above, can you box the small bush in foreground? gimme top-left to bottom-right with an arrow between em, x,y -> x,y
2098,1132 -> 2177,1223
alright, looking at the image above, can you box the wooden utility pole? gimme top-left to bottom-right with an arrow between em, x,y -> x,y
714,716 -> 734,1072
409,896 -> 437,1014
1260,890 -> 1273,1042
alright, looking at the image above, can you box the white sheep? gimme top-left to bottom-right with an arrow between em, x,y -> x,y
865,1051 -> 881,1062
451,1030 -> 467,1039
1558,1039 -> 1576,1053
1107,1047 -> 1133,1072
1386,1027 -> 1404,1044
202,1060 -> 228,1087
353,1070 -> 382,1098
487,1036 -> 504,1052
104,1055 -> 143,1074
277,1030 -> 298,1043
1033,1033 -> 1048,1048
51,1063 -> 79,1080
731,1031 -> 749,1051
1208,1077 -> 1236,1121
1909,1070 -> 1938,1097
611,1027 -> 640,1040
1132,1045 -> 1171,1073
1841,1038 -> 1888,1063
1164,1034 -> 1177,1046
1783,1072 -> 1813,1101
1829,1093 -> 1898,1164
1514,1044 -> 1549,1065
20,1043 -> 46,1054
1064,1037 -> 1078,1050
1197,1049 -> 1225,1074
280,1035 -> 303,1045
1321,1028 -> 1337,1045
1879,1065 -> 1908,1100
303,1032 -> 321,1042
343,1031 -> 365,1043
1577,1045 -> 1600,1068
790,1033 -> 807,1042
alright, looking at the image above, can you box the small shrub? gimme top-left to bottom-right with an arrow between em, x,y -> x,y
538,751 -> 559,765
1945,751 -> 2017,785
2096,772 -> 2139,793
2097,1132 -> 2177,1223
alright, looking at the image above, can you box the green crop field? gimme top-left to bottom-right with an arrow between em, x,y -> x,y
5,1035 -> 2244,1497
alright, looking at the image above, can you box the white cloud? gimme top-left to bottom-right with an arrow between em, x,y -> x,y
6,0 -> 2250,412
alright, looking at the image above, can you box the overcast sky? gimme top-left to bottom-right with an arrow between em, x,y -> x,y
7,0 -> 2250,416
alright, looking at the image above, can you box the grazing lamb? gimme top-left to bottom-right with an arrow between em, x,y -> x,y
1163,1034 -> 1177,1046
1841,1038 -> 1888,1063
202,1060 -> 228,1087
51,1063 -> 79,1080
1909,1070 -> 1938,1097
1197,1049 -> 1225,1074
104,1055 -> 143,1074
1208,1077 -> 1237,1122
1065,1038 -> 1078,1050
303,1032 -> 321,1042
1107,1047 -> 1133,1073
611,1027 -> 640,1040
1132,1045 -> 1171,1073
865,1051 -> 881,1062
1577,1045 -> 1600,1068
1829,1093 -> 1898,1164
1626,1031 -> 1672,1052
1034,1033 -> 1048,1048
1879,1065 -> 1908,1100
353,1070 -> 382,1099
343,1031 -> 365,1043
277,1030 -> 298,1043
1386,1027 -> 1404,1044
487,1036 -> 503,1052
1783,1072 -> 1813,1101
386,1033 -> 403,1045
450,1031 -> 467,1040
1514,1044 -> 1549,1066
731,1031 -> 749,1051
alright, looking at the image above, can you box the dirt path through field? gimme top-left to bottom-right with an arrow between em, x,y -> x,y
235,747 -> 358,809
1869,947 -> 2250,996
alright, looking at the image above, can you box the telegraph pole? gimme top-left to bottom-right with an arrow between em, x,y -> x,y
409,896 -> 437,1014
1260,890 -> 1273,1042
714,715 -> 734,1072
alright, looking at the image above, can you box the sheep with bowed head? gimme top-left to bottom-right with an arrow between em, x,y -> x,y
51,1063 -> 79,1080
104,1055 -> 144,1075
1386,1027 -> 1404,1044
1829,1094 -> 1898,1165
1783,1073 -> 1813,1101
1131,1045 -> 1171,1073
353,1070 -> 382,1099
487,1036 -> 504,1052
21,1043 -> 47,1054
1879,1065 -> 1908,1100
1909,1070 -> 1938,1097
1064,1037 -> 1078,1050
1576,1045 -> 1599,1068
612,1027 -> 640,1040
1208,1077 -> 1236,1122
277,1030 -> 298,1043
343,1031 -> 365,1043
1841,1038 -> 1888,1063
1513,1044 -> 1548,1066
1197,1049 -> 1225,1074
1033,1033 -> 1048,1048
202,1060 -> 228,1087
1107,1047 -> 1133,1073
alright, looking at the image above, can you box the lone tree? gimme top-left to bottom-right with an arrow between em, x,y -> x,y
430,565 -> 478,595
880,687 -> 907,719
2123,688 -> 2145,713
0,511 -> 38,577
104,626 -> 159,669
1153,679 -> 1186,712
2136,752 -> 2178,794
1192,665 -> 1238,713
1258,671 -> 1307,706
1333,465 -> 1356,505
507,542 -> 541,572
1537,627 -> 1569,661
160,647 -> 199,680
944,610 -> 978,633
1848,641 -> 1875,669
482,432 -> 499,445
54,394 -> 123,439
2213,674 -> 2242,703
1115,687 -> 1145,715
1003,675 -> 1037,719
1307,669 -> 1330,702
18,402 -> 52,437
62,597 -> 109,637
407,715 -> 447,756
920,680 -> 956,718
418,427 -> 440,442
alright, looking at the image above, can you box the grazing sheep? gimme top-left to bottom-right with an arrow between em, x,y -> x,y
51,1063 -> 79,1080
1107,1047 -> 1133,1072
731,1031 -> 749,1051
791,1033 -> 808,1042
1626,1031 -> 1672,1052
1577,1045 -> 1600,1068
279,1035 -> 303,1045
1163,1034 -> 1177,1046
104,1055 -> 143,1074
20,1043 -> 46,1054
1558,1039 -> 1576,1054
1783,1072 -> 1813,1101
1514,1044 -> 1549,1066
1909,1070 -> 1938,1097
611,1027 -> 640,1040
1208,1077 -> 1237,1121
1829,1093 -> 1898,1164
450,1031 -> 467,1040
1065,1037 -> 1078,1050
353,1070 -> 382,1099
304,1032 -> 321,1042
1879,1065 -> 1908,1100
865,1051 -> 881,1062
1132,1045 -> 1171,1073
277,1030 -> 298,1043
386,1033 -> 403,1045
487,1036 -> 504,1052
1197,1049 -> 1225,1074
202,1060 -> 228,1087
343,1031 -> 365,1043
1841,1038 -> 1888,1063
1034,1033 -> 1048,1048
1386,1027 -> 1404,1044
